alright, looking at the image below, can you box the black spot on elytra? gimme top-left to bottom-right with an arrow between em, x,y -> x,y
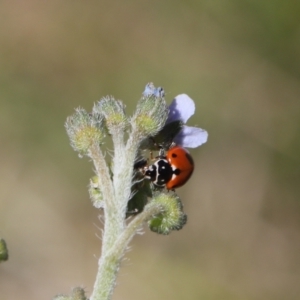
174,169 -> 181,175
171,153 -> 177,158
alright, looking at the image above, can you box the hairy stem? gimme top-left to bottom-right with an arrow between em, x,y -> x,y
89,143 -> 115,210
110,202 -> 163,258
90,202 -> 163,300
89,142 -> 122,300
89,133 -> 141,300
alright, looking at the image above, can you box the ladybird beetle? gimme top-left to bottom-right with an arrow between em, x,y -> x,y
144,146 -> 194,190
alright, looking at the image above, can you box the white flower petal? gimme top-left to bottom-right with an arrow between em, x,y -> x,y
173,125 -> 208,148
166,94 -> 195,124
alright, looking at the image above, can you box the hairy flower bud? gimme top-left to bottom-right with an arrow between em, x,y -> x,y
131,83 -> 168,138
147,192 -> 187,235
93,96 -> 127,135
65,108 -> 104,156
53,287 -> 87,300
71,287 -> 88,300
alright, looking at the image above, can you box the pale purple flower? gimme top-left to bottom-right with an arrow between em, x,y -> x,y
167,94 -> 208,148
142,83 -> 208,148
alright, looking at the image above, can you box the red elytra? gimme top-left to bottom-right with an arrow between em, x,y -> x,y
165,146 -> 194,189
143,146 -> 194,190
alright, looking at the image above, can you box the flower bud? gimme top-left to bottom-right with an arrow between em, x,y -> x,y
65,108 -> 104,156
71,287 -> 88,300
93,96 -> 127,134
147,192 -> 187,235
131,83 -> 168,138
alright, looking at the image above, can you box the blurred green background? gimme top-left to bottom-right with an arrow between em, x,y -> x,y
1,1 -> 300,299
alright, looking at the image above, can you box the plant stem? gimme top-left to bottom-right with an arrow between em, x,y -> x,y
89,141 -> 122,300
88,134 -> 139,300
88,135 -> 163,300
89,202 -> 163,300
89,143 -> 115,209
